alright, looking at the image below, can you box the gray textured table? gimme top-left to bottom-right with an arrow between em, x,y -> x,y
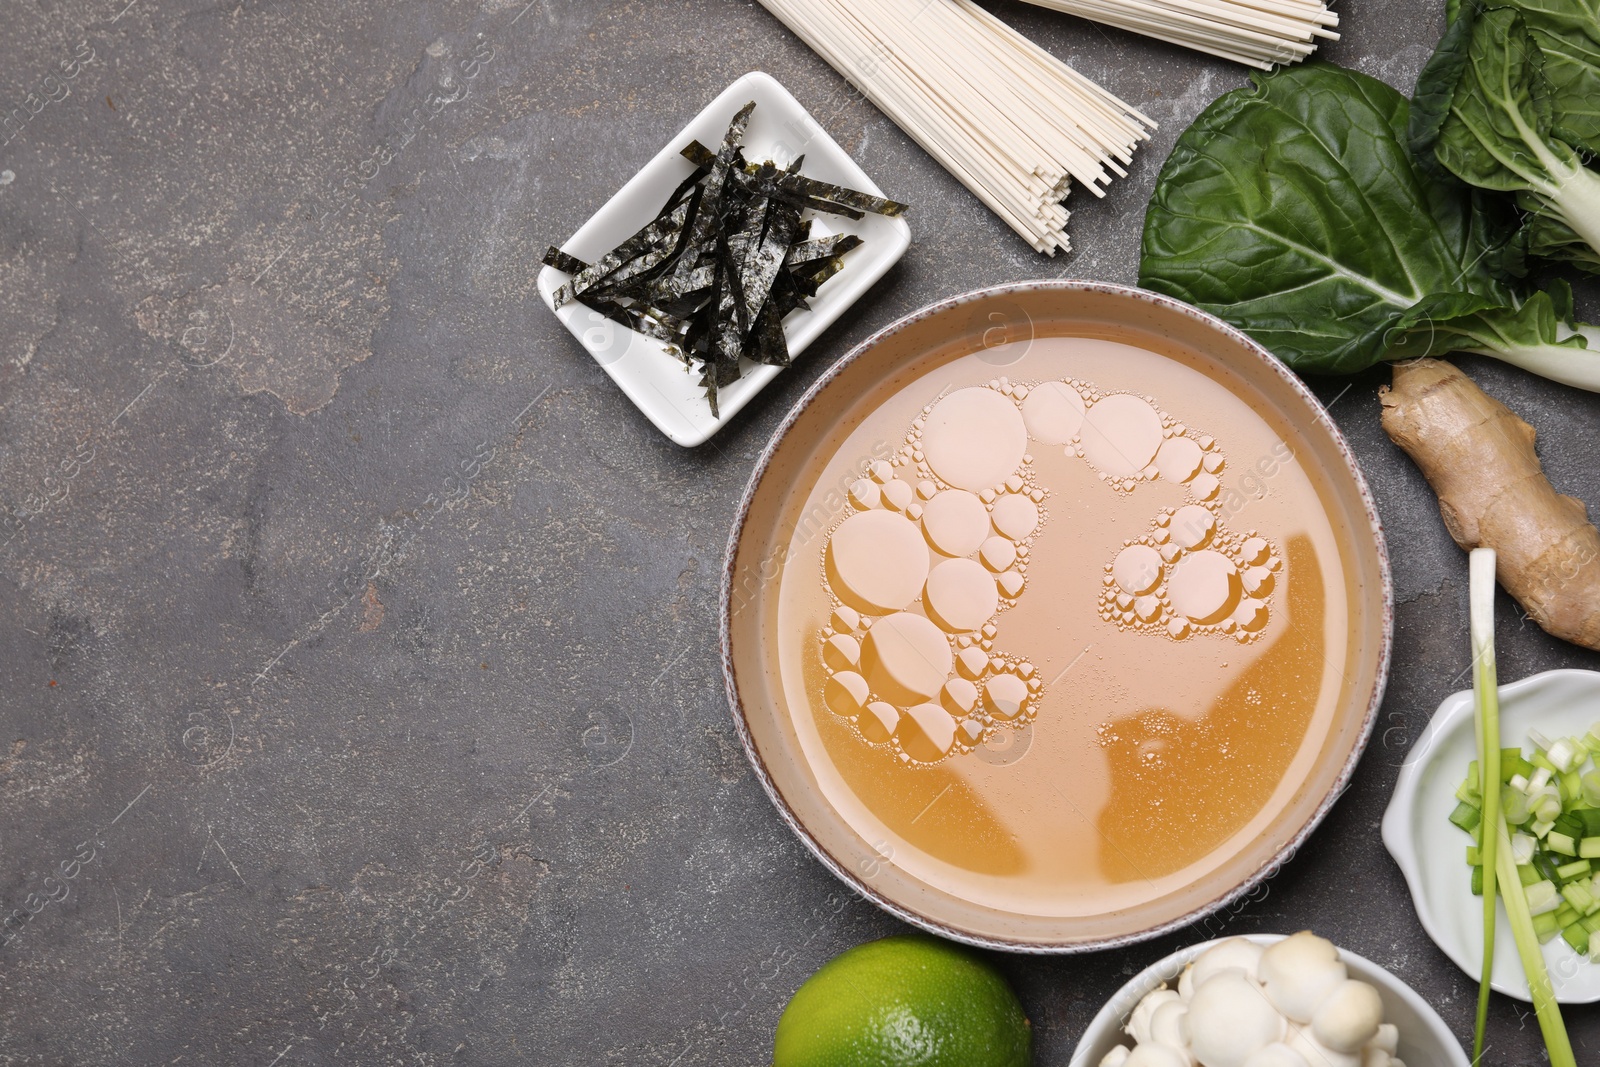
3,1 -> 1599,1063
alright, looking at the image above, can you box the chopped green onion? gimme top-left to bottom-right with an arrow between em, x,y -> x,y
1472,866 -> 1485,896
1550,832 -> 1579,857
1557,859 -> 1593,881
1528,879 -> 1563,915
1584,771 -> 1600,808
1521,864 -> 1543,887
1562,770 -> 1583,805
1534,788 -> 1565,824
1561,882 -> 1595,913
1451,800 -> 1483,833
1551,739 -> 1584,774
1582,838 -> 1600,860
1563,924 -> 1591,953
1511,833 -> 1537,866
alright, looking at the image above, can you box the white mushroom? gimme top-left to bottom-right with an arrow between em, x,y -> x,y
1258,932 -> 1349,1023
1101,1045 -> 1132,1067
1127,1045 -> 1193,1067
1108,936 -> 1404,1067
1286,1025 -> 1360,1067
1128,988 -> 1182,1045
1190,937 -> 1266,987
1242,1043 -> 1311,1067
1150,999 -> 1192,1058
1311,980 -> 1383,1053
1185,971 -> 1286,1067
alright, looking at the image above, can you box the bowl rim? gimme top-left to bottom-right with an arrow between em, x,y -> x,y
1382,667 -> 1600,1003
1065,933 -> 1471,1067
719,278 -> 1395,953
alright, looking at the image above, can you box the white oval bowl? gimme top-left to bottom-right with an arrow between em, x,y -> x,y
1067,933 -> 1470,1067
1383,668 -> 1600,1003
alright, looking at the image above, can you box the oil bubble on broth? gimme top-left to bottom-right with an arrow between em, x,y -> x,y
815,378 -> 1281,767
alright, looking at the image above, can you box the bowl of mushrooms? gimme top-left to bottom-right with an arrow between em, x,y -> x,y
1067,933 -> 1470,1067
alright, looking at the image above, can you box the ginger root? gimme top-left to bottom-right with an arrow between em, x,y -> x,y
1379,358 -> 1600,651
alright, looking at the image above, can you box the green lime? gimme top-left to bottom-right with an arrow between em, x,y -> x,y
772,933 -> 1032,1067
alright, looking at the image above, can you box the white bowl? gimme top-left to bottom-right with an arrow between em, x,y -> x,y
1383,668 -> 1600,1003
536,70 -> 912,447
1067,934 -> 1470,1067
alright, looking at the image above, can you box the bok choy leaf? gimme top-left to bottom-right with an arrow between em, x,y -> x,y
1139,63 -> 1600,389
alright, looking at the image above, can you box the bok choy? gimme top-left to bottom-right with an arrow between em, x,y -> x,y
1138,63 -> 1600,390
1412,4 -> 1600,275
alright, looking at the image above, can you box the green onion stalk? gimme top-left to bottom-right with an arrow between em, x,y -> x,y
1469,548 -> 1575,1067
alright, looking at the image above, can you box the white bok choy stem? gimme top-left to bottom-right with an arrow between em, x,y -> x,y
1470,547 -> 1575,1067
1468,323 -> 1600,393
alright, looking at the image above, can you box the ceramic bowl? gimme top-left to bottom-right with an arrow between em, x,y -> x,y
536,70 -> 911,447
1068,933 -> 1470,1067
721,281 -> 1394,951
1384,668 -> 1600,1003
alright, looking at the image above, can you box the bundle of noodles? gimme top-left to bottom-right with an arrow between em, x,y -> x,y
1020,0 -> 1339,70
755,0 -> 1154,254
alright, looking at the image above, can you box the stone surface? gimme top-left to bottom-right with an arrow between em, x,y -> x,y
2,1 -> 1599,1063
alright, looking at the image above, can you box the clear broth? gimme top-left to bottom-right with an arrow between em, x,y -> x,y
773,333 -> 1350,917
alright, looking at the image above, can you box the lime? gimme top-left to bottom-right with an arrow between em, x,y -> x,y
772,933 -> 1032,1067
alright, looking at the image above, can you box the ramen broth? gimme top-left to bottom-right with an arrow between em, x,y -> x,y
773,332 -> 1351,917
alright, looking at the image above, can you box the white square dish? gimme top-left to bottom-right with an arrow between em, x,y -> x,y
536,70 -> 912,447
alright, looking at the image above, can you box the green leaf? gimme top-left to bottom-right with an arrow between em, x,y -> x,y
1138,62 -> 1600,390
1419,5 -> 1600,272
1139,63 -> 1510,376
1385,281 -> 1585,361
1505,0 -> 1600,152
1433,8 -> 1567,193
1525,209 -> 1600,271
1411,3 -> 1479,182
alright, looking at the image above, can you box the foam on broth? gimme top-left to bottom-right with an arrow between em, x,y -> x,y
773,333 -> 1350,917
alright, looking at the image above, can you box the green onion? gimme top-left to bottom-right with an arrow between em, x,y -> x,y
1550,739 -> 1584,774
1511,833 -> 1537,866
1451,799 -> 1482,832
1583,771 -> 1600,807
1556,859 -> 1593,881
1469,549 -> 1575,1067
1527,879 -> 1563,915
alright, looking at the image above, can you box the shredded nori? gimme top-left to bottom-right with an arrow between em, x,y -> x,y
543,101 -> 907,418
